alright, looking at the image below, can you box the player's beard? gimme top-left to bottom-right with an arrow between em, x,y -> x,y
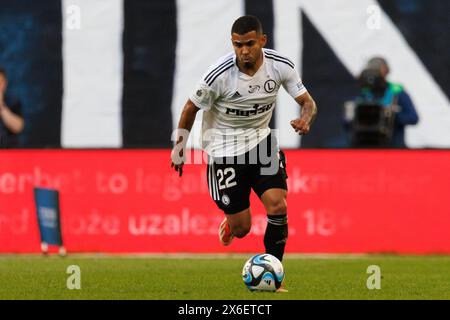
243,61 -> 254,69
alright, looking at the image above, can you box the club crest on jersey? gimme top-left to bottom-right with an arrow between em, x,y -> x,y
264,80 -> 276,93
221,194 -> 230,206
248,85 -> 260,93
225,103 -> 273,117
196,89 -> 204,97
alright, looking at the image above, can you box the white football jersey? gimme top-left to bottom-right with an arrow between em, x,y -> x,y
190,48 -> 307,157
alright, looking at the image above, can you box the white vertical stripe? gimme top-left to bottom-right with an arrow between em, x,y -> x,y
213,163 -> 219,200
274,0 -> 303,148
208,162 -> 215,200
62,0 -> 123,147
172,0 -> 244,149
212,161 -> 220,200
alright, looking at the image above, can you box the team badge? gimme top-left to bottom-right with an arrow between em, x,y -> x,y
196,89 -> 203,97
221,194 -> 230,206
264,80 -> 276,93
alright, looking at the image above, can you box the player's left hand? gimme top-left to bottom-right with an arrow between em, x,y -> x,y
290,118 -> 310,135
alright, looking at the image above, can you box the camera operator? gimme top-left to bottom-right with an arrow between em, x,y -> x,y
344,57 -> 419,148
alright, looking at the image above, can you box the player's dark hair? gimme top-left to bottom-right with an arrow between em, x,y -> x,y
231,15 -> 263,35
0,67 -> 6,77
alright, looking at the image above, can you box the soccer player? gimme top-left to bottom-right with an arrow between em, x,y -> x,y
171,15 -> 317,291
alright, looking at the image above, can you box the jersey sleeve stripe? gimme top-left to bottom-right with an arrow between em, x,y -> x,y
264,54 -> 295,69
204,58 -> 233,83
207,63 -> 234,86
264,49 -> 295,65
264,52 -> 295,67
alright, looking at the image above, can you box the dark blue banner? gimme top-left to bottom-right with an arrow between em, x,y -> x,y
34,187 -> 63,246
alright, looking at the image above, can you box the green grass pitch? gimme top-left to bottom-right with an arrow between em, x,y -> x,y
0,254 -> 449,300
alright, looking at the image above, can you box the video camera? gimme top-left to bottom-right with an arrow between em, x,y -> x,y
344,68 -> 397,148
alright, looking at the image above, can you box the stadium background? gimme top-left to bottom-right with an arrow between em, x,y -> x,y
0,0 -> 449,255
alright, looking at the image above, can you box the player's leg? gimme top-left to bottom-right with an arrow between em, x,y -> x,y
219,208 -> 251,245
260,188 -> 289,292
224,208 -> 252,238
207,155 -> 252,245
251,144 -> 289,262
260,188 -> 288,262
251,139 -> 289,292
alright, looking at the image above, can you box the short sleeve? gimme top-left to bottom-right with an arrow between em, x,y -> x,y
189,82 -> 218,111
281,65 -> 307,99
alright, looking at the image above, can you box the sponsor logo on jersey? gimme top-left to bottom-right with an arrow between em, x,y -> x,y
225,103 -> 274,117
232,91 -> 241,98
248,85 -> 260,93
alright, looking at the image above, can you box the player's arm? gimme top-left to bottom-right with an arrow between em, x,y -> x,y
290,92 -> 318,135
170,99 -> 200,177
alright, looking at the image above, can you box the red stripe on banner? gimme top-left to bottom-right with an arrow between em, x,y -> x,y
0,149 -> 449,254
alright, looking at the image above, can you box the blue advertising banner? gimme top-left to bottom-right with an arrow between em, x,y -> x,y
33,187 -> 63,246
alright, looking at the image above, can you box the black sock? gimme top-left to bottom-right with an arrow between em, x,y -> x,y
264,214 -> 288,262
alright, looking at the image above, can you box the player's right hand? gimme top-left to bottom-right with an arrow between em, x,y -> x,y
171,161 -> 184,177
170,148 -> 185,177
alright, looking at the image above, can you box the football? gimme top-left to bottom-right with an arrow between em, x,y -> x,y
242,253 -> 284,292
